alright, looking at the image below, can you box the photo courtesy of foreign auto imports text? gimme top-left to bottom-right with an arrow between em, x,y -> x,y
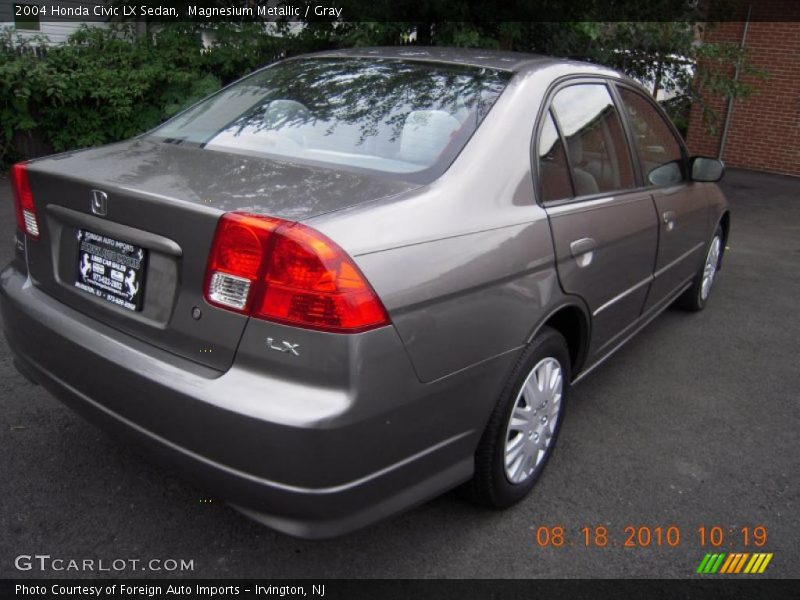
14,584 -> 324,598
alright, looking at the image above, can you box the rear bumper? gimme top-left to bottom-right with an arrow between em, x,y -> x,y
0,264 -> 512,538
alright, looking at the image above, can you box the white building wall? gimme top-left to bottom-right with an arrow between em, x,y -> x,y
0,0 -> 108,45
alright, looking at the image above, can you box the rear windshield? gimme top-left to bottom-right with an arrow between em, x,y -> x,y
149,58 -> 511,181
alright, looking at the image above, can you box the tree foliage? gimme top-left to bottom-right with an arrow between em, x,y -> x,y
291,20 -> 760,136
0,22 -> 281,166
1,17 -> 759,167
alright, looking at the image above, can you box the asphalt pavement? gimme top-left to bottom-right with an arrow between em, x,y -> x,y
0,168 -> 798,579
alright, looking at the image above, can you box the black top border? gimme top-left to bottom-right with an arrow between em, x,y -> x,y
6,0 -> 800,24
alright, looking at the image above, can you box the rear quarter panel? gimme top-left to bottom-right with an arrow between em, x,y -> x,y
308,64 -> 612,382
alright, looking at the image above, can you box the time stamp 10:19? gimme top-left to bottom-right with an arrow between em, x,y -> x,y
535,525 -> 768,549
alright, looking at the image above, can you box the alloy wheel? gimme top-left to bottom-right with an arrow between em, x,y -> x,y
504,357 -> 563,484
701,235 -> 722,301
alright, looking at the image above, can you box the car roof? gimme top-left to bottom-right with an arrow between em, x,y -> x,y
297,46 -> 588,74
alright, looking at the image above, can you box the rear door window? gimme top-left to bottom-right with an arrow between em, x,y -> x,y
617,87 -> 685,186
551,84 -> 636,196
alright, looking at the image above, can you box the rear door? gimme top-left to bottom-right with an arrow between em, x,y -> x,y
538,81 -> 659,360
614,86 -> 711,313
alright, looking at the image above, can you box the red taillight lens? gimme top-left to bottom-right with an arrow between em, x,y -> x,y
204,212 -> 390,333
256,223 -> 389,332
10,162 -> 40,239
204,213 -> 281,311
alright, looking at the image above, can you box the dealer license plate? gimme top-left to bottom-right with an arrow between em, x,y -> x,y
74,229 -> 146,311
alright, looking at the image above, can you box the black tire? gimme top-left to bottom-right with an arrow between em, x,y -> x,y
676,226 -> 724,312
467,326 -> 571,508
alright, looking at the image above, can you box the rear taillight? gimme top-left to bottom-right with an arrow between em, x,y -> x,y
10,162 -> 40,239
204,212 -> 390,333
204,213 -> 282,311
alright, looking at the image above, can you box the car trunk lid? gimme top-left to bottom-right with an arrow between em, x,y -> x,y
22,140 -> 417,371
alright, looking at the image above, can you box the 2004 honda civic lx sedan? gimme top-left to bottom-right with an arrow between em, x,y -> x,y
1,47 -> 729,538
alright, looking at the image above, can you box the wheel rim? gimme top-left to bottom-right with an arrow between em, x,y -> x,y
701,235 -> 721,301
504,357 -> 563,484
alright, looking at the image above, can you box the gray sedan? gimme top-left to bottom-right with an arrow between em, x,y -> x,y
0,47 -> 728,538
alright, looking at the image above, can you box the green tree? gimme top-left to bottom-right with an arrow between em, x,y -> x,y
295,19 -> 759,137
1,9 -> 761,166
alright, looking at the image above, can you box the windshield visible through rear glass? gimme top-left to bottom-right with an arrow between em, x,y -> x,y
150,58 -> 511,180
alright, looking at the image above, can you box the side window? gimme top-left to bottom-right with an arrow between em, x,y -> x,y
618,88 -> 685,186
537,111 -> 572,202
551,84 -> 636,196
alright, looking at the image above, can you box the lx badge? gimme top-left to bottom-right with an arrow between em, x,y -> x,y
266,337 -> 300,356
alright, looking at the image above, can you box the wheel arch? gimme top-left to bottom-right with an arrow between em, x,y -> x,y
526,301 -> 591,379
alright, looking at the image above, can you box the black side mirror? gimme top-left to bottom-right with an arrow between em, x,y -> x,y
691,156 -> 725,182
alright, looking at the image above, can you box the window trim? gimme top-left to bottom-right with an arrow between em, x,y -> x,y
539,108 -> 576,199
611,81 -> 690,189
531,75 -> 645,208
606,82 -> 645,186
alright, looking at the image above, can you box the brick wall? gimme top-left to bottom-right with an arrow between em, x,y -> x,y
686,6 -> 800,176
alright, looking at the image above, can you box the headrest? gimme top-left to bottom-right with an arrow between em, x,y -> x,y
399,110 -> 461,165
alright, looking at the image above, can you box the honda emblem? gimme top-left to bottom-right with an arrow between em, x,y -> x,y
91,190 -> 108,216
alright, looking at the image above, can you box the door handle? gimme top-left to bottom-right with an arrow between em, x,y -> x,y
570,237 -> 597,268
662,210 -> 676,231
